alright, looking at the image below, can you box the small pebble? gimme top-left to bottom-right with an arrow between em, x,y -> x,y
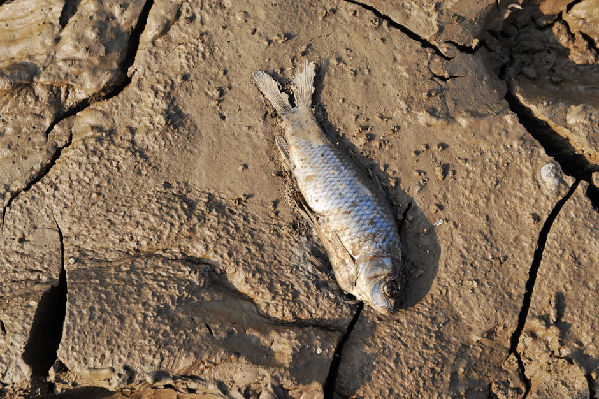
540,162 -> 563,188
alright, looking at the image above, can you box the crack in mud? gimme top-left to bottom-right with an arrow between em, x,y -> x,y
45,0 -> 155,138
508,180 -> 580,398
120,0 -> 154,81
1,0 -> 155,227
431,72 -> 463,82
587,184 -> 599,212
587,372 -> 597,399
59,0 -> 80,28
1,133 -> 73,227
204,323 -> 214,338
505,86 -> 599,210
504,92 -> 598,180
556,12 -> 578,44
492,0 -> 599,215
580,32 -> 599,57
566,0 -> 584,12
22,218 -> 68,385
323,302 -> 363,399
341,0 -> 452,60
513,350 -> 531,398
444,40 -> 481,54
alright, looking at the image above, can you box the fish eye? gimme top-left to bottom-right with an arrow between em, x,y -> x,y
383,280 -> 399,298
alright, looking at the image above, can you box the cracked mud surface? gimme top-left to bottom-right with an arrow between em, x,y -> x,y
1,0 -> 598,398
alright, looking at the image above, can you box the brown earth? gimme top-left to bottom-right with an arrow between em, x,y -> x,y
517,180 -> 599,399
1,0 -> 598,398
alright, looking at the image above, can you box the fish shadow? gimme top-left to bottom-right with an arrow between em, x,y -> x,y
310,59 -> 441,310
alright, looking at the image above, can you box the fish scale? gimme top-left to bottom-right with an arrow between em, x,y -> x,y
293,137 -> 398,259
253,60 -> 404,314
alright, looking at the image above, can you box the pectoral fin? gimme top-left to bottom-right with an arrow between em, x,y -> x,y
317,225 -> 359,294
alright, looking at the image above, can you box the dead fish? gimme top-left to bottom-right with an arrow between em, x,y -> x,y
253,61 -> 403,314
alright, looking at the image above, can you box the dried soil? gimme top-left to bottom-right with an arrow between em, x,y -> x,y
1,0 -> 598,398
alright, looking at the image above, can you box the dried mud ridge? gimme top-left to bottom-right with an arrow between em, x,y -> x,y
1,0 -> 155,226
342,0 -> 454,59
1,0 -> 156,391
1,0 -> 598,397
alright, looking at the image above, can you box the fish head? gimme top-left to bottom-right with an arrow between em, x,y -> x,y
357,256 -> 403,315
370,276 -> 402,315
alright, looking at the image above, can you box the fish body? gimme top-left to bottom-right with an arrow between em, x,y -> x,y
253,61 -> 402,314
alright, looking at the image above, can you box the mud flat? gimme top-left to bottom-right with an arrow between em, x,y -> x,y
1,0 -> 597,398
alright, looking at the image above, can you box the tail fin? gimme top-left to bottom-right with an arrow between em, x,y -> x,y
292,60 -> 315,107
252,71 -> 292,115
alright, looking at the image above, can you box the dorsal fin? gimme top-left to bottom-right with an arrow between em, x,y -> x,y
292,60 -> 315,107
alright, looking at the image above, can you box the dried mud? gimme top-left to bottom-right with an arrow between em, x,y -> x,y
1,0 -> 598,398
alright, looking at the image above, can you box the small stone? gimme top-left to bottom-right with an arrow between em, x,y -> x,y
540,162 -> 564,188
592,171 -> 599,188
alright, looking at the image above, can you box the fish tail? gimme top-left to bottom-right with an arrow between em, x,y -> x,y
252,70 -> 292,115
292,60 -> 315,107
